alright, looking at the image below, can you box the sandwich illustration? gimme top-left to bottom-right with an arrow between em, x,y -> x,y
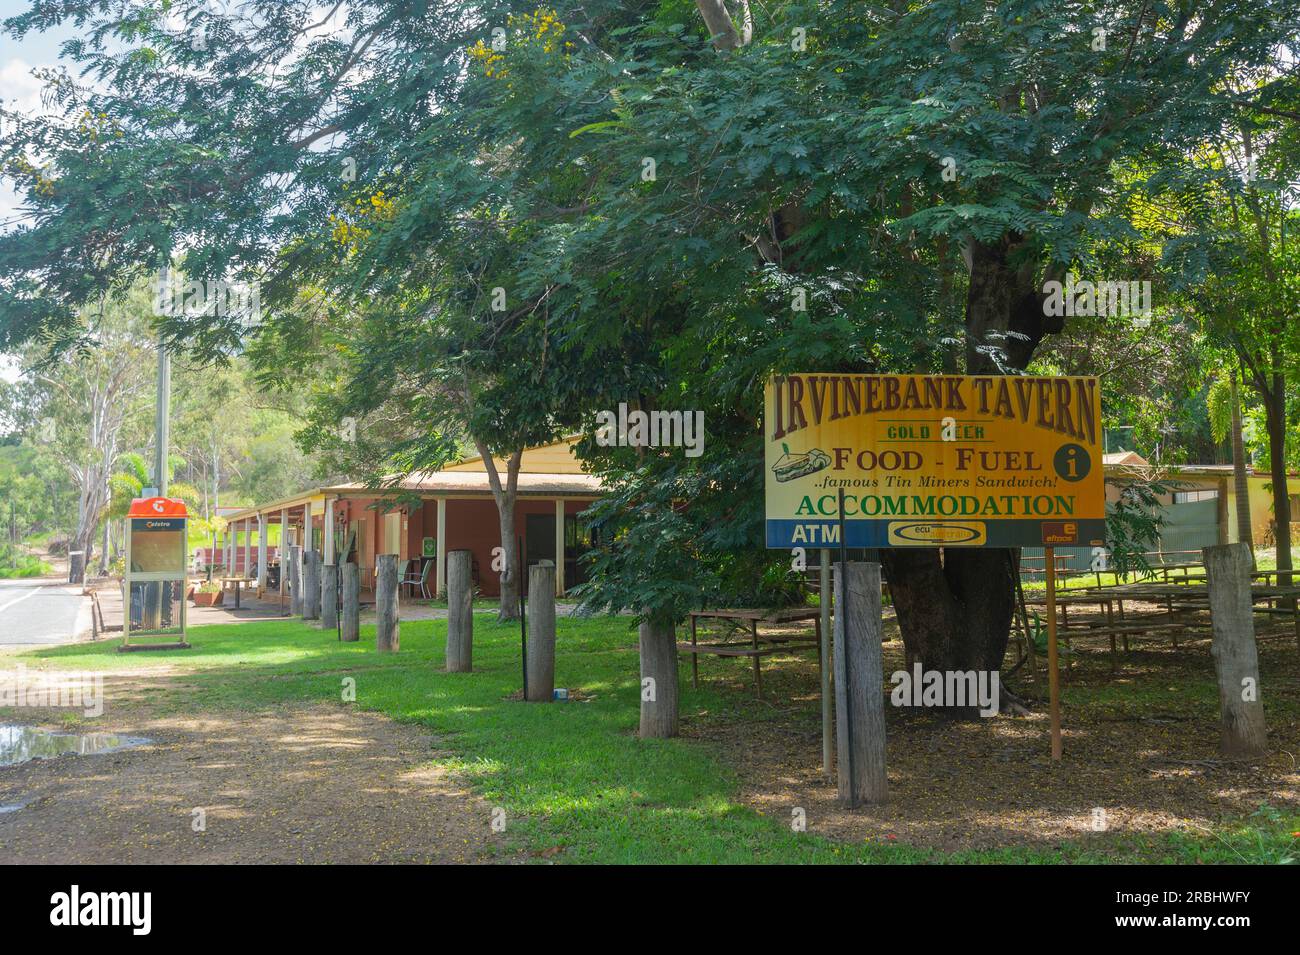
772,443 -> 831,483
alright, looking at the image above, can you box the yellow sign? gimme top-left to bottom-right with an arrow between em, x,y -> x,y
764,374 -> 1106,548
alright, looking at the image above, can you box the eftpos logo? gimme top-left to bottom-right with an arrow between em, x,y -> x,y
49,885 -> 151,935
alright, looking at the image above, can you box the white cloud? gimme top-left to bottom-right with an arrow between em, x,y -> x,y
0,57 -> 56,231
0,57 -> 50,115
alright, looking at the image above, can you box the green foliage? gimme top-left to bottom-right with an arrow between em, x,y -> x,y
2,0 -> 1298,630
1105,478 -> 1172,577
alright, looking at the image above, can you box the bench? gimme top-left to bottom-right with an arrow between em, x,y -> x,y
683,608 -> 823,698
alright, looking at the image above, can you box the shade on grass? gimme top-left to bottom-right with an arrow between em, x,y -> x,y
18,614 -> 1296,864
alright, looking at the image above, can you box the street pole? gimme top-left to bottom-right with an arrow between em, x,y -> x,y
148,267 -> 172,629
1046,546 -> 1062,761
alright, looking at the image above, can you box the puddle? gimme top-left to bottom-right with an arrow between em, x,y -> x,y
0,724 -> 151,767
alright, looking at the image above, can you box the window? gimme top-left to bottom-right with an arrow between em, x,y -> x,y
1173,488 -> 1219,504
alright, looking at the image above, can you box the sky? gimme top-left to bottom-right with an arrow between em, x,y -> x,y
0,1 -> 78,380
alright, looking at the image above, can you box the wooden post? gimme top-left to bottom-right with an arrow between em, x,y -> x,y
638,618 -> 679,738
1046,545 -> 1062,761
289,545 -> 303,616
435,498 -> 447,598
340,562 -> 360,642
303,549 -> 321,619
375,553 -> 399,652
1203,543 -> 1268,758
526,561 -> 556,700
833,561 -> 887,806
820,548 -> 833,782
446,549 -> 473,672
320,561 -> 338,629
243,518 -> 252,578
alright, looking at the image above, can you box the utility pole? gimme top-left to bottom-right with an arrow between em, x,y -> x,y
147,266 -> 173,628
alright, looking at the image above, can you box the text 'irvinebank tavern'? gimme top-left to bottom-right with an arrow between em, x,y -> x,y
770,374 -> 1099,445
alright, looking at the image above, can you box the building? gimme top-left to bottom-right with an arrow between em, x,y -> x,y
221,437 -> 603,600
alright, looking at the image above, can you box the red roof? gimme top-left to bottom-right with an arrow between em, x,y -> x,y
127,497 -> 189,519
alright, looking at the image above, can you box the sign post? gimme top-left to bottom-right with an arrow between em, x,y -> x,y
764,374 -> 1105,760
1045,546 -> 1062,760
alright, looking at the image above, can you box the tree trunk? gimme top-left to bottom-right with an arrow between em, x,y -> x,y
446,549 -> 473,672
495,498 -> 519,622
1264,372 -> 1292,589
477,443 -> 524,623
98,519 -> 110,576
882,548 -> 1017,676
875,237 -> 1044,704
1230,375 -> 1254,556
525,561 -> 556,700
1204,543 -> 1268,757
638,619 -> 679,738
375,553 -> 399,652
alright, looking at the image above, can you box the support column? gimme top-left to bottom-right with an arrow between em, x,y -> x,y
257,514 -> 268,594
324,497 -> 336,565
554,498 -> 565,596
435,498 -> 447,598
243,518 -> 252,577
279,507 -> 289,606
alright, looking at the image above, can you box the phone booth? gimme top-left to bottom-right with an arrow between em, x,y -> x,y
121,497 -> 191,651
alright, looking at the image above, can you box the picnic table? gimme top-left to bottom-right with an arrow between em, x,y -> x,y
218,576 -> 256,609
682,608 -> 822,698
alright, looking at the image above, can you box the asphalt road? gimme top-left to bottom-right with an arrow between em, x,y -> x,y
0,579 -> 89,645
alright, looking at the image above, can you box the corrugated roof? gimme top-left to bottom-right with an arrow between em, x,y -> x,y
333,470 -> 604,496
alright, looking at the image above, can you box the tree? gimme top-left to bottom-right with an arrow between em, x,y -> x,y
1207,366 -> 1256,557
8,285 -> 155,581
3,0 -> 1298,720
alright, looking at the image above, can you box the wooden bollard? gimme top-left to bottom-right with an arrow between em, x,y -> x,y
340,562 -> 360,642
320,562 -> 338,629
638,618 -> 678,738
288,546 -> 303,616
1204,543 -> 1268,758
834,561 -> 887,806
526,561 -> 556,700
446,550 -> 473,672
303,549 -> 321,620
375,554 -> 399,652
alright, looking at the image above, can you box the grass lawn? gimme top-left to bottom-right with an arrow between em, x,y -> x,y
13,614 -> 1299,864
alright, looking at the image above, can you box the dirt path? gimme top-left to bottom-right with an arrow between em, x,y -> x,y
0,669 -> 520,863
702,622 -> 1300,855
